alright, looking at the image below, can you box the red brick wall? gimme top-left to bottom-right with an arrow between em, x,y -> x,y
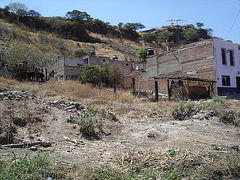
123,39 -> 217,96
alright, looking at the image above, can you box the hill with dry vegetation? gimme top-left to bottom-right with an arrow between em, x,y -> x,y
0,6 -> 215,65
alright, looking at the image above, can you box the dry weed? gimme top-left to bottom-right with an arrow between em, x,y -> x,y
39,81 -> 101,100
0,77 -> 19,88
117,91 -> 135,103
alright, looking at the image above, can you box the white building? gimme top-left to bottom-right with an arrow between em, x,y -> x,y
213,38 -> 240,95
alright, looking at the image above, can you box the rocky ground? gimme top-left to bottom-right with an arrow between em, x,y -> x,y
0,86 -> 239,169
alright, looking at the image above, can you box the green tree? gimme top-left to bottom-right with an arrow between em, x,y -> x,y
28,10 -> 41,17
136,47 -> 149,60
17,8 -> 27,17
7,2 -> 28,24
143,33 -> 157,43
206,28 -> 213,36
118,22 -> 123,29
4,6 -> 10,12
124,23 -> 145,31
80,65 -> 103,86
196,22 -> 204,29
184,29 -> 199,42
66,10 -> 91,22
110,63 -> 123,87
4,41 -> 54,67
101,62 -> 110,86
157,31 -> 174,43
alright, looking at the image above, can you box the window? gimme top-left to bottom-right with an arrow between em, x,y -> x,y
221,48 -> 227,65
229,50 -> 234,66
222,75 -> 230,86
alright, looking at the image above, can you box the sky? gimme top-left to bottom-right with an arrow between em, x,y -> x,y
0,0 -> 240,44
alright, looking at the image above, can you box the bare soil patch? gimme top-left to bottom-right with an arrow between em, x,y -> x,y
0,86 -> 239,169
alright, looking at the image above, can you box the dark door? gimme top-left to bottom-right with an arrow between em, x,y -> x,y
236,77 -> 240,93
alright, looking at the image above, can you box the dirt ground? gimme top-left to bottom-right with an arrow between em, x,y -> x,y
0,88 -> 239,167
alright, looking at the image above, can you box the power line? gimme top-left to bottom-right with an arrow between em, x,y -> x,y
225,8 -> 240,39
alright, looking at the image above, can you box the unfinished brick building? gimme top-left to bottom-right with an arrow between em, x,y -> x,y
124,38 -> 240,99
49,55 -> 140,82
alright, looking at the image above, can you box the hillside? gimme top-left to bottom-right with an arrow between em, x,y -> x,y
0,19 -> 141,62
0,7 -> 214,65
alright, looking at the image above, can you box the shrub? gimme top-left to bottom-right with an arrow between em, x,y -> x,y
0,152 -> 57,179
74,49 -> 87,57
184,29 -> 199,42
211,94 -> 225,105
74,104 -> 103,138
80,65 -> 103,86
171,100 -> 200,119
143,33 -> 157,43
76,112 -> 102,138
136,47 -> 149,60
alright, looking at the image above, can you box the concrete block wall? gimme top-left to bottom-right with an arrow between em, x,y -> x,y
157,52 -> 181,77
109,61 -> 133,75
51,57 -> 64,81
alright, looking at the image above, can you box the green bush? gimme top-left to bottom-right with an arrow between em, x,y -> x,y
143,33 -> 157,43
184,29 -> 199,42
136,47 -> 149,60
76,112 -> 102,137
80,65 -> 103,86
171,100 -> 198,118
0,152 -> 57,179
211,94 -> 225,105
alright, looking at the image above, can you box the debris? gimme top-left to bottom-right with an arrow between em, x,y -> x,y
0,90 -> 35,101
0,138 -> 54,149
42,100 -> 85,112
64,136 -> 84,145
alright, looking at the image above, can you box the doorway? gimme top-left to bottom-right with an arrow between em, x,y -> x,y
236,77 -> 240,93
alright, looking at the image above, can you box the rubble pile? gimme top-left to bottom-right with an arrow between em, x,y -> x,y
0,88 -> 35,101
42,100 -> 85,113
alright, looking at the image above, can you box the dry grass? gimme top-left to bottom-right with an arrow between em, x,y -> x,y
217,100 -> 240,126
0,77 -> 19,88
117,91 -> 135,103
0,77 -> 138,103
0,19 -> 141,61
40,81 -> 100,100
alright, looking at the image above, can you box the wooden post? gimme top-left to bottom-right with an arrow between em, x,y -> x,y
34,67 -> 37,81
155,81 -> 159,101
113,78 -> 117,93
167,79 -> 170,101
132,78 -> 135,95
45,68 -> 48,81
187,79 -> 190,99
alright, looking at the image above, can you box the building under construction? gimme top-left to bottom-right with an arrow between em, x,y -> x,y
124,38 -> 240,99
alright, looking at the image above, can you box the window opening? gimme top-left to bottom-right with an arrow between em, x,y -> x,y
229,50 -> 234,66
222,75 -> 230,86
221,48 -> 227,65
